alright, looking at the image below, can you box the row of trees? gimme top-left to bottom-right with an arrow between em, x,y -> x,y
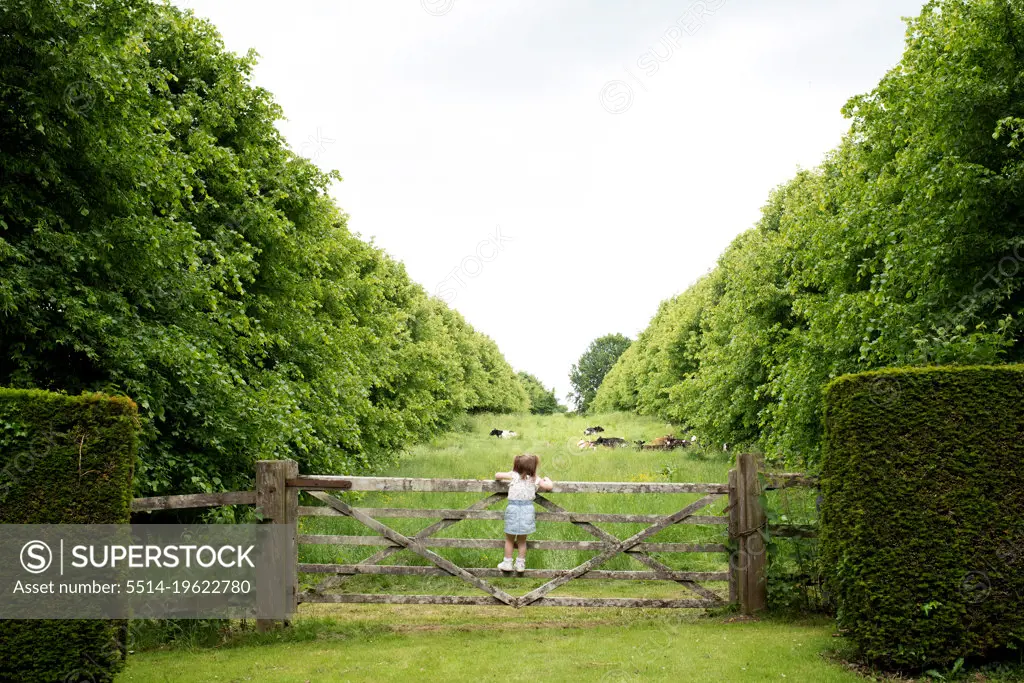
0,0 -> 541,496
518,372 -> 568,415
594,0 -> 1024,467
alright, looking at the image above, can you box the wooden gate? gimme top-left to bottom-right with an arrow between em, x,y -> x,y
296,477 -> 730,610
132,453 -> 803,626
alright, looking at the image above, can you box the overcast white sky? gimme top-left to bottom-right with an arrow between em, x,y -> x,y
177,0 -> 926,404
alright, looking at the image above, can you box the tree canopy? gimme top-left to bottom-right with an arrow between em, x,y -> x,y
517,372 -> 567,415
594,0 -> 1024,466
569,333 -> 632,413
0,0 -> 528,496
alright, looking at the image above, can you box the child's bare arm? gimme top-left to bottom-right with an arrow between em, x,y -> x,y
537,476 -> 554,492
495,471 -> 514,481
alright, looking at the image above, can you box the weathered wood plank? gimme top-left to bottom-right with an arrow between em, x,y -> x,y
297,534 -> 729,553
287,476 -> 351,490
285,464 -> 300,618
736,453 -> 767,615
301,593 -> 504,606
131,491 -> 256,512
256,460 -> 296,632
294,476 -> 729,495
298,506 -> 726,525
728,468 -> 739,606
517,494 -> 724,607
298,563 -> 731,582
528,596 -> 720,609
299,593 -> 720,609
308,492 -> 516,606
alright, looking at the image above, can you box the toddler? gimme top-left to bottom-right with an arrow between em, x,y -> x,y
494,453 -> 553,572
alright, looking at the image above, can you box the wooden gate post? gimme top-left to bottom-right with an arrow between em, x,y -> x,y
256,459 -> 299,632
728,453 -> 767,614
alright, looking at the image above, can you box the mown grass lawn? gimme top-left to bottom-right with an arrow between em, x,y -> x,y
122,608 -> 859,682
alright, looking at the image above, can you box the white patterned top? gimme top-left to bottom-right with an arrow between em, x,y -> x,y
506,472 -> 538,501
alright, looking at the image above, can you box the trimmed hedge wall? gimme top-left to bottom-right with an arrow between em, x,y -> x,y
821,365 -> 1024,670
0,389 -> 138,683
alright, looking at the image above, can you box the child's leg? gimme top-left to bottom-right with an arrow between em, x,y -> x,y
516,534 -> 527,560
503,534 -> 515,560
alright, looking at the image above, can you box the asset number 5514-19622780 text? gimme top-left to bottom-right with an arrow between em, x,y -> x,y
125,579 -> 252,594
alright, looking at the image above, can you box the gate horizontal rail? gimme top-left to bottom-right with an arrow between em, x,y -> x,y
131,490 -> 256,512
300,594 -> 720,609
298,506 -> 728,525
288,475 -> 730,494
297,535 -> 729,553
299,563 -> 730,581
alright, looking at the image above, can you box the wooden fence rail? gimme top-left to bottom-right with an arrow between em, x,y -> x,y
287,475 -> 731,494
304,594 -> 717,609
297,564 -> 731,581
130,453 -> 819,627
297,506 -> 728,525
131,491 -> 256,512
296,535 -> 730,553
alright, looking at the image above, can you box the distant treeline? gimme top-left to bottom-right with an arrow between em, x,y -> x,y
595,0 -> 1024,466
0,0 -> 539,496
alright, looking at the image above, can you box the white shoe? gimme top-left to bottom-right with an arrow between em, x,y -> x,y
497,558 -> 514,571
514,558 -> 526,573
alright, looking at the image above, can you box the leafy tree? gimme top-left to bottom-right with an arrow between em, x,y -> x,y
596,0 -> 1024,466
590,341 -> 641,413
569,334 -> 632,413
0,0 -> 525,496
593,271 -> 722,420
517,372 -> 566,414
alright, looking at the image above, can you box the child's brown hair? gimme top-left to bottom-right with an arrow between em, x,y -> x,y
513,453 -> 539,478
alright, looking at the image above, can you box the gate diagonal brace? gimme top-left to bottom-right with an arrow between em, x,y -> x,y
533,495 -> 725,604
311,492 -> 506,595
516,494 -> 724,608
309,491 -> 517,606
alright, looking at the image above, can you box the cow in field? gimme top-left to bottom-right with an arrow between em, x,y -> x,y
490,429 -> 518,438
594,436 -> 629,448
640,435 -> 689,450
583,426 -> 605,435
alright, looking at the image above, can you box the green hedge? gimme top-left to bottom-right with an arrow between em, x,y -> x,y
821,365 -> 1024,670
0,389 -> 138,683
